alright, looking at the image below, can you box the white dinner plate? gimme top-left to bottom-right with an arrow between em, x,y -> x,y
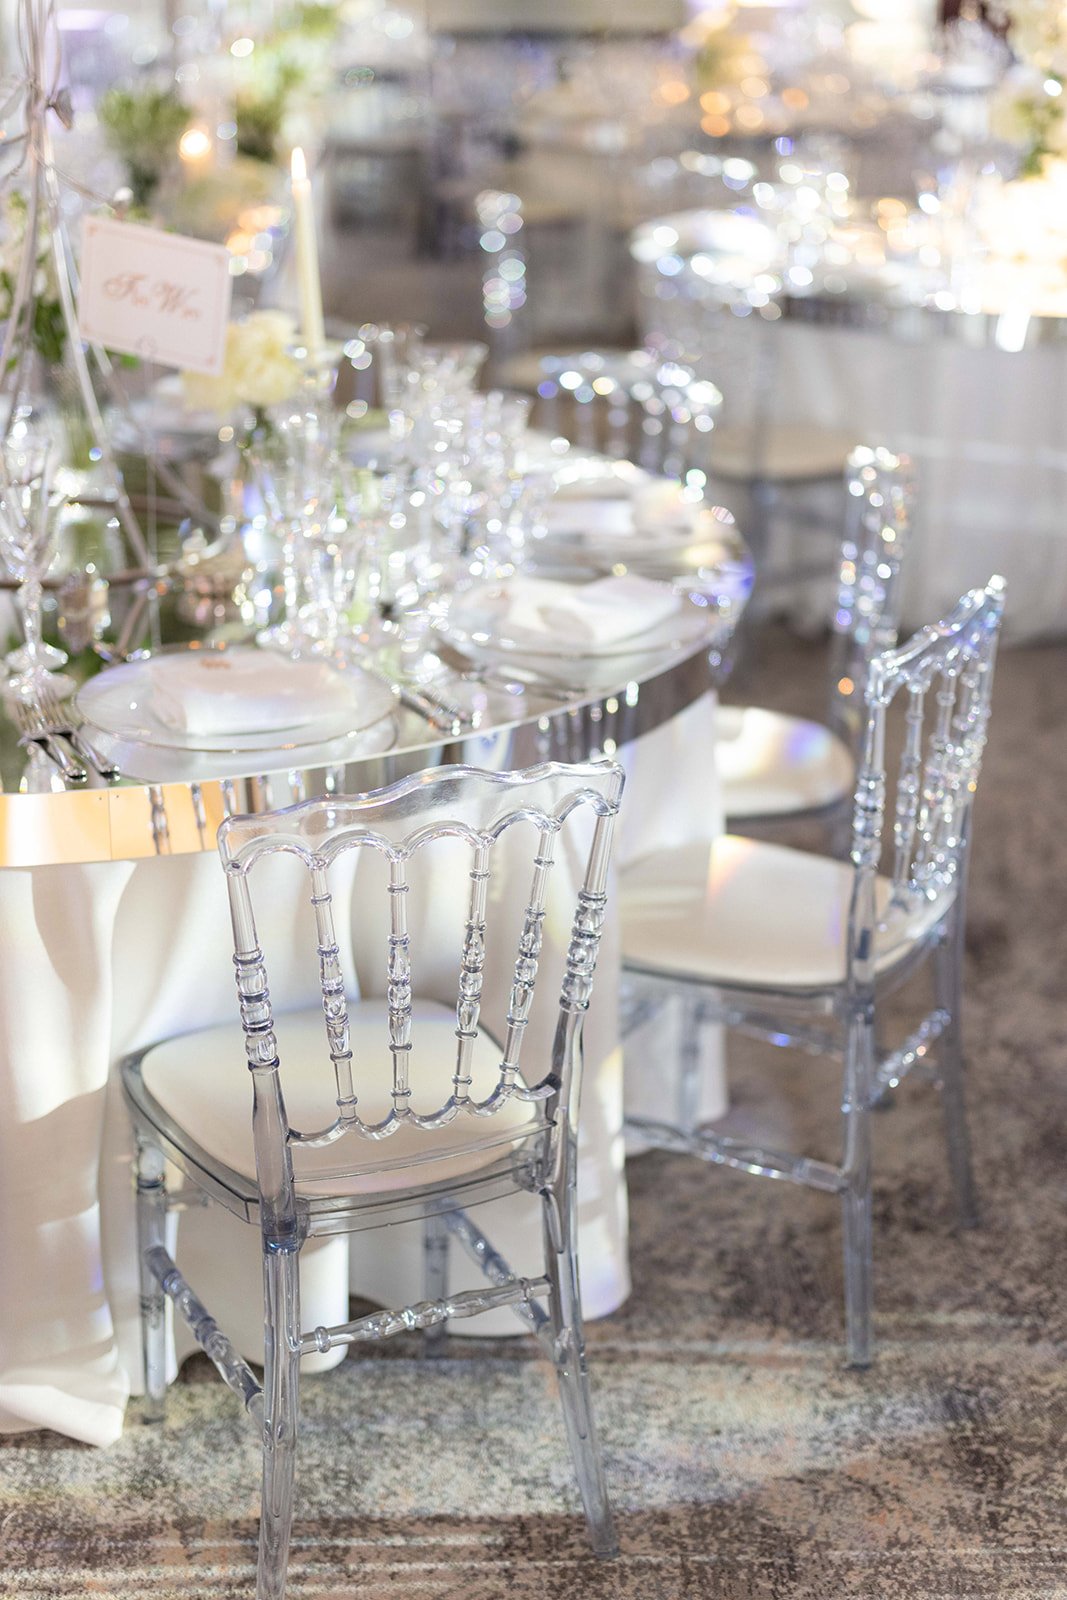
77,647 -> 396,756
81,712 -> 399,786
437,575 -> 713,668
546,456 -> 652,496
539,491 -> 711,551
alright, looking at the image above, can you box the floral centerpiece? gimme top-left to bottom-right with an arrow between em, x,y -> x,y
230,4 -> 342,162
919,5 -> 1067,316
92,4 -> 342,292
97,2 -> 343,197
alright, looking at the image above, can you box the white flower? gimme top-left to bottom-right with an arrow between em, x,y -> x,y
228,310 -> 301,408
181,309 -> 301,415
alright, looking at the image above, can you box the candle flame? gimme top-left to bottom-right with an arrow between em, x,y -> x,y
179,126 -> 212,162
291,146 -> 307,184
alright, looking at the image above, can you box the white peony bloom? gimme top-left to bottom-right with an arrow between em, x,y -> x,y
229,310 -> 302,408
180,309 -> 301,416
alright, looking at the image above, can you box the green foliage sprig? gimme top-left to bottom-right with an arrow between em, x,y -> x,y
0,192 -> 65,366
98,84 -> 191,208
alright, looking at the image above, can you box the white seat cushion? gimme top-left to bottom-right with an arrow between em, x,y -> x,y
141,1000 -> 541,1197
620,836 -> 951,991
717,704 -> 855,819
711,424 -> 856,482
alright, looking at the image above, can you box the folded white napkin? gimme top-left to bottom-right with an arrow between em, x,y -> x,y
543,481 -> 702,545
497,574 -> 681,648
149,649 -> 349,737
541,496 -> 635,536
630,480 -> 703,533
548,455 -> 650,497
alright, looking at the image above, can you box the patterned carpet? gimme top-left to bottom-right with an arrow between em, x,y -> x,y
3,626 -> 1067,1599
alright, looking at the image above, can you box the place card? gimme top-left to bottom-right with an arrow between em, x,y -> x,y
78,216 -> 232,375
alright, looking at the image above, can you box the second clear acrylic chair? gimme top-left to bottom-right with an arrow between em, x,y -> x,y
122,759 -> 624,1600
717,445 -> 916,827
515,347 -> 724,480
620,578 -> 1006,1368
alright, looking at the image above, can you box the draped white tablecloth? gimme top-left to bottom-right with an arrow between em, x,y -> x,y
640,285 -> 1067,638
770,322 -> 1067,639
0,693 -> 721,1446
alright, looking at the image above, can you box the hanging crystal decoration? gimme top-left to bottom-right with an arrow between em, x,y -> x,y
0,0 -> 218,573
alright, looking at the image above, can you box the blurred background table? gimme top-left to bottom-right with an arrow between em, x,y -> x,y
632,198 -> 1067,638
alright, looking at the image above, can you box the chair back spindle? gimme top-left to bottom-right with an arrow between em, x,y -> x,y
454,840 -> 491,1107
829,445 -> 916,749
529,350 -> 722,485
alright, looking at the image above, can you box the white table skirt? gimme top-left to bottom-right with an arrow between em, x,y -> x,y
0,692 -> 722,1446
770,323 -> 1067,640
638,295 -> 1067,639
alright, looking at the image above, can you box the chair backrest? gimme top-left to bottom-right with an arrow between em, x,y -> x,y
528,348 -> 723,483
846,576 -> 1006,991
828,445 -> 916,748
217,760 -> 624,1245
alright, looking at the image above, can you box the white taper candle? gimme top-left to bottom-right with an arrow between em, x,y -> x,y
290,146 -> 325,356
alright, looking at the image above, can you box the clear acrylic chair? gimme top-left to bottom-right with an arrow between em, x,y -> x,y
634,249 -> 857,571
122,759 -> 624,1599
718,445 -> 915,827
504,338 -> 847,506
513,347 -> 724,482
620,577 -> 1006,1367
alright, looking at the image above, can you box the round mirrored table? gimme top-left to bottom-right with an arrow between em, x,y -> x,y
633,202 -> 1067,637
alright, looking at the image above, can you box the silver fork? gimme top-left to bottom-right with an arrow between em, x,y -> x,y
36,684 -> 120,780
351,650 -> 477,737
430,640 -> 582,703
12,696 -> 88,784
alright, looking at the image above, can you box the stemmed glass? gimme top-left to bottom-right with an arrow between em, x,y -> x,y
244,344 -> 344,653
384,337 -> 489,460
246,406 -> 342,651
0,435 -> 74,698
433,389 -> 539,579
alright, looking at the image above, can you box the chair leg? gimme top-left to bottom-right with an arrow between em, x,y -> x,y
840,1006 -> 875,1369
257,1248 -> 301,1600
422,1211 -> 449,1356
934,924 -> 980,1230
541,1179 -> 617,1558
676,991 -> 706,1135
135,1139 -> 168,1423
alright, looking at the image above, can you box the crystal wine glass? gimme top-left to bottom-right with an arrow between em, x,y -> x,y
246,398 -> 341,652
0,435 -> 73,698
